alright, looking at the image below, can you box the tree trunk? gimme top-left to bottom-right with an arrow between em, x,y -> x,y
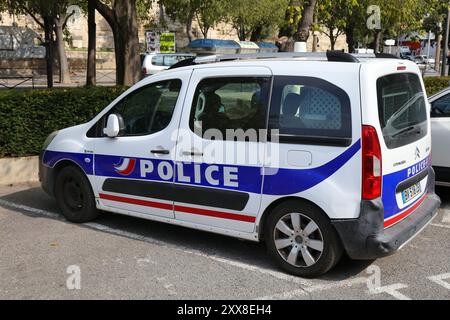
294,0 -> 317,42
250,26 -> 263,42
345,24 -> 355,53
54,15 -> 71,84
186,17 -> 194,42
435,34 -> 442,73
371,30 -> 382,52
330,35 -> 336,51
93,0 -> 141,86
43,16 -> 54,88
86,0 -> 96,86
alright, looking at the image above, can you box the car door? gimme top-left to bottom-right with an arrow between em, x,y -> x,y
91,70 -> 192,218
174,66 -> 272,233
430,90 -> 450,184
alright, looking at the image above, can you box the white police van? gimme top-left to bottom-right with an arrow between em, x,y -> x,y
39,51 -> 440,277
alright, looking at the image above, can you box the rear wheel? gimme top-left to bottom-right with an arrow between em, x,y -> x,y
265,200 -> 343,277
55,166 -> 98,223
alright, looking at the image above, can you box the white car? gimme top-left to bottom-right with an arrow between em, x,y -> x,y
141,52 -> 195,77
39,52 -> 440,277
429,87 -> 450,186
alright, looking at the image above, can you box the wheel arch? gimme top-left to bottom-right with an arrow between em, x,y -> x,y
51,159 -> 92,195
257,196 -> 332,241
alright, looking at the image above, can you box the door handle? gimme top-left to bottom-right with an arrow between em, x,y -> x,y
182,150 -> 203,156
151,149 -> 170,155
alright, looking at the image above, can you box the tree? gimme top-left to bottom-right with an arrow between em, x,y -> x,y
293,0 -> 317,43
315,0 -> 358,50
5,0 -> 77,86
86,0 -> 96,86
161,0 -> 198,42
195,0 -> 227,38
91,0 -> 141,86
225,0 -> 288,41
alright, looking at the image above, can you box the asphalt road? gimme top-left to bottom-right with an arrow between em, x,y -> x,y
0,183 -> 449,300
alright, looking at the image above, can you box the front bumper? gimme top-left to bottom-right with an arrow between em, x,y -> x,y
39,150 -> 56,197
332,167 -> 441,260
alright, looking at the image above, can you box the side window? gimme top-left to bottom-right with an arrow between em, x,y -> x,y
269,76 -> 352,146
87,79 -> 181,137
431,93 -> 450,117
151,55 -> 164,66
189,77 -> 271,140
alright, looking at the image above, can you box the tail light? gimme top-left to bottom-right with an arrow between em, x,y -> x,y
142,67 -> 147,76
362,125 -> 382,200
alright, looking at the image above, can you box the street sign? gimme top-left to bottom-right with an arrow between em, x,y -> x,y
145,31 -> 176,53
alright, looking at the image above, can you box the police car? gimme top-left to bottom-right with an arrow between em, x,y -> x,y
39,51 -> 441,277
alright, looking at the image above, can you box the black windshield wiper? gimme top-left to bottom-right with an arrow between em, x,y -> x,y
390,125 -> 421,138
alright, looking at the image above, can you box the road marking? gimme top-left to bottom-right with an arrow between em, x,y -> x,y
254,277 -> 368,300
369,283 -> 411,300
428,273 -> 450,290
441,209 -> 450,224
0,199 -> 316,287
431,223 -> 450,229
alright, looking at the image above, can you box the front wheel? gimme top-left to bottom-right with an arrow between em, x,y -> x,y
55,166 -> 98,223
265,200 -> 343,278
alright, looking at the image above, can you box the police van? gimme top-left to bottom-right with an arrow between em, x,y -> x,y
39,51 -> 441,277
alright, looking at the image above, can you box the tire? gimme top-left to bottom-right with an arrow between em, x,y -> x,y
265,200 -> 343,278
55,165 -> 98,223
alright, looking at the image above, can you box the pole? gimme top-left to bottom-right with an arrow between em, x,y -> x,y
44,16 -> 54,88
441,6 -> 450,77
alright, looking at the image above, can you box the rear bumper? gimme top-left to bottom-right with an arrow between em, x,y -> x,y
332,167 -> 441,260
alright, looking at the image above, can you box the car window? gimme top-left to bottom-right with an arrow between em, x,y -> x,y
151,55 -> 164,66
87,79 -> 181,138
377,73 -> 427,149
431,93 -> 450,117
269,76 -> 352,146
190,77 -> 271,140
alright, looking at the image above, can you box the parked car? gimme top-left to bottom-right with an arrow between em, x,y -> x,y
429,87 -> 450,186
39,52 -> 440,277
415,55 -> 436,68
141,53 -> 195,77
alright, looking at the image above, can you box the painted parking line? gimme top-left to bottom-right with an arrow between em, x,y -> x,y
428,273 -> 450,290
431,223 -> 450,229
0,199 -> 313,287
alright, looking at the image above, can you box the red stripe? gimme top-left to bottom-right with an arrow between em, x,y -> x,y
384,193 -> 427,228
99,193 -> 255,223
174,204 -> 256,223
99,193 -> 172,211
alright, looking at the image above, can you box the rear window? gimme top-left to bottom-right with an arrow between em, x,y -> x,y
377,73 -> 427,149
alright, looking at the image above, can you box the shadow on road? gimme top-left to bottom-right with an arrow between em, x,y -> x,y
0,186 -> 374,281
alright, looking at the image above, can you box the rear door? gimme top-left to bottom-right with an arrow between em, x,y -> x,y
430,90 -> 450,185
361,62 -> 431,228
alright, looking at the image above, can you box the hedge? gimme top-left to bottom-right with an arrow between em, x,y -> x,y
423,76 -> 450,96
0,86 -> 126,157
1,76 -> 450,158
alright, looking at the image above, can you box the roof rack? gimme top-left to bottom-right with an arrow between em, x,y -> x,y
168,50 -> 399,70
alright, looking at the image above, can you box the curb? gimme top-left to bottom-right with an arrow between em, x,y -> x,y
0,156 -> 39,186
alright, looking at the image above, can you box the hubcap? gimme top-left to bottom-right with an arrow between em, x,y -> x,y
273,212 -> 324,267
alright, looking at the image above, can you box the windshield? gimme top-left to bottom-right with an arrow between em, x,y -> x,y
377,73 -> 427,149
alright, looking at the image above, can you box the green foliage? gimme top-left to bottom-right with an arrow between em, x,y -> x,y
0,86 -> 127,157
424,77 -> 450,96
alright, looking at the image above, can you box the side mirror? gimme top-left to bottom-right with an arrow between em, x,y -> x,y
103,113 -> 125,138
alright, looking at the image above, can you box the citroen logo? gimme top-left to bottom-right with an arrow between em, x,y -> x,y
415,147 -> 421,160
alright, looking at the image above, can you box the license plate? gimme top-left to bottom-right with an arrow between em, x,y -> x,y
401,182 -> 422,204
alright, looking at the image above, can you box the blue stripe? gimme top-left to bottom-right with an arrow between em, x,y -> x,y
42,140 -> 361,196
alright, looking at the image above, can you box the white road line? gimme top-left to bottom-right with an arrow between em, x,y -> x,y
0,199 -> 317,287
441,209 -> 450,224
428,273 -> 450,290
431,223 -> 450,229
369,283 -> 411,300
255,277 -> 368,300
